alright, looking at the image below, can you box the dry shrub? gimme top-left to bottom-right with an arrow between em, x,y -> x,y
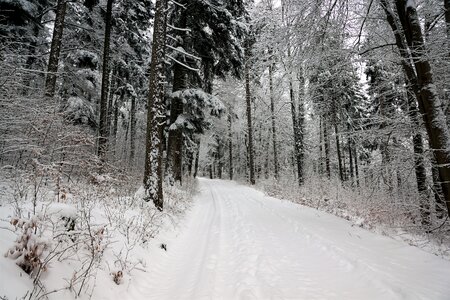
6,216 -> 49,275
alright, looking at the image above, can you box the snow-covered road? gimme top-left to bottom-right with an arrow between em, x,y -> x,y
126,178 -> 450,300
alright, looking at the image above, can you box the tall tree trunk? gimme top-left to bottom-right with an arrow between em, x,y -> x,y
23,16 -> 42,95
112,91 -> 121,154
97,0 -> 114,161
354,147 -> 360,187
443,0 -> 450,124
290,75 -> 305,186
394,0 -> 450,217
297,78 -> 305,181
445,0 -> 450,53
167,62 -> 185,183
143,0 -> 167,210
193,139 -> 200,178
44,0 -> 67,97
407,86 -> 429,225
245,40 -> 255,185
187,150 -> 193,176
217,139 -> 223,179
166,5 -> 188,184
129,95 -> 136,170
334,123 -> 344,181
106,68 -> 117,141
289,79 -> 301,183
269,61 -> 279,180
432,156 -> 446,218
228,114 -> 233,180
379,92 -> 393,191
319,117 -> 324,175
323,118 -> 331,178
348,135 -> 354,182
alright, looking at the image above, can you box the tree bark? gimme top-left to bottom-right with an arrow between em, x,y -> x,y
334,123 -> 343,181
166,5 -> 188,184
44,0 -> 67,98
380,0 -> 450,217
228,114 -> 233,180
269,60 -> 279,180
445,0 -> 450,52
245,40 -> 255,185
97,0 -> 114,161
290,75 -> 304,186
167,61 -> 185,183
143,0 -> 167,210
348,136 -> 354,181
354,147 -> 360,187
432,156 -> 446,218
129,94 -> 136,170
319,117 -> 324,175
112,91 -> 121,153
217,138 -> 223,179
323,118 -> 331,178
23,15 -> 42,95
193,139 -> 200,178
394,0 -> 450,217
297,77 -> 305,182
407,85 -> 429,225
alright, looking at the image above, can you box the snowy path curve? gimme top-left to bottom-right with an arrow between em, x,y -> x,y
125,178 -> 450,300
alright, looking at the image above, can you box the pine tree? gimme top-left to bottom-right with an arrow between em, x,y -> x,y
143,0 -> 167,210
44,0 -> 67,98
97,0 -> 114,161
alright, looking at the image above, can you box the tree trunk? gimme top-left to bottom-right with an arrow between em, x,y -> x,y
217,139 -> 223,179
97,0 -> 114,161
432,156 -> 446,219
143,0 -> 167,210
445,0 -> 450,53
394,0 -> 450,218
166,4 -> 188,184
323,118 -> 331,178
319,117 -> 324,175
289,77 -> 304,186
297,78 -> 305,182
44,0 -> 67,97
112,91 -> 121,154
245,40 -> 255,185
348,136 -> 354,182
129,95 -> 136,170
354,147 -> 360,187
193,139 -> 200,178
107,68 -> 118,143
167,61 -> 185,184
407,86 -> 429,225
228,114 -> 233,180
334,123 -> 343,181
23,16 -> 42,95
269,60 -> 279,180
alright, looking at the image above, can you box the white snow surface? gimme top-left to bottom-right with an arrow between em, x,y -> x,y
122,178 -> 450,300
1,178 -> 450,299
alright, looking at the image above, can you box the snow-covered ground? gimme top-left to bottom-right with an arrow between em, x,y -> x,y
120,178 -> 450,300
2,177 -> 450,299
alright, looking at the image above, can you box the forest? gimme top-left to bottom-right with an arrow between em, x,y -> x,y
1,0 -> 450,299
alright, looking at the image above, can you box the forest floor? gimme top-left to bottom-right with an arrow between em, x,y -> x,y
1,177 -> 450,299
121,178 -> 450,300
